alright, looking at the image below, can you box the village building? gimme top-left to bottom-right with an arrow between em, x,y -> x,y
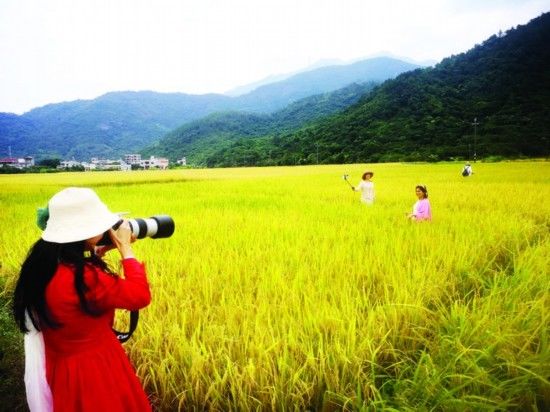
58,160 -> 82,169
0,156 -> 34,169
124,154 -> 169,169
20,154 -> 170,172
124,154 -> 142,165
90,157 -> 131,171
139,156 -> 169,170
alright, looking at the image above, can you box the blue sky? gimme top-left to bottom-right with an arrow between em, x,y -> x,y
0,0 -> 548,114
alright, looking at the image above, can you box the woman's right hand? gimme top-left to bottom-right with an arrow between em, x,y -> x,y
108,220 -> 136,259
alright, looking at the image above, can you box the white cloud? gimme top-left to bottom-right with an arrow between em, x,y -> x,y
0,0 -> 548,113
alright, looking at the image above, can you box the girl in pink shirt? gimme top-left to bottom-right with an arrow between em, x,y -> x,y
408,184 -> 432,221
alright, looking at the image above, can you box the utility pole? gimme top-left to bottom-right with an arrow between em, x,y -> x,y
471,118 -> 480,163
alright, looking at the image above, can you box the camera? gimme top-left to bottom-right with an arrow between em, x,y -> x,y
98,215 -> 175,245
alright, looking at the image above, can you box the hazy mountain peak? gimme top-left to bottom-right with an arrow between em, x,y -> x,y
225,55 -> 420,97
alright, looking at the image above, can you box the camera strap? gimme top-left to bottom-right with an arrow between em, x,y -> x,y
113,310 -> 139,344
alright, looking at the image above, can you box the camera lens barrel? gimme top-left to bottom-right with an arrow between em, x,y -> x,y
97,215 -> 175,245
128,215 -> 175,239
151,215 -> 175,238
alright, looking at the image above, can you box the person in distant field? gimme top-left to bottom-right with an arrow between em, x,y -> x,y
407,184 -> 432,221
12,187 -> 152,412
462,163 -> 473,177
351,171 -> 375,205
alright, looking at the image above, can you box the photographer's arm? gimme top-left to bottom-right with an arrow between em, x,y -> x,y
88,220 -> 151,311
87,261 -> 151,311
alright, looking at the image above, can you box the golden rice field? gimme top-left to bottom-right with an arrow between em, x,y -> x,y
1,161 -> 549,411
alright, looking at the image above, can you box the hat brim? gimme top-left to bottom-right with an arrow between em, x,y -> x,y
42,212 -> 120,244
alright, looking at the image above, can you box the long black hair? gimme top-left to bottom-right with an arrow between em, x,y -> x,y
13,238 -> 112,333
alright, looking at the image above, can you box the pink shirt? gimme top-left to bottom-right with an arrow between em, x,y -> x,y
412,198 -> 432,220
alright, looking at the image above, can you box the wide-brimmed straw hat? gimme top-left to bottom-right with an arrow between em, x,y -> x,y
41,187 -> 120,244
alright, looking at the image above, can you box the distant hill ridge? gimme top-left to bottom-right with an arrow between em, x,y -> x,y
193,12 -> 550,167
0,57 -> 418,160
231,56 -> 418,111
142,82 -> 378,165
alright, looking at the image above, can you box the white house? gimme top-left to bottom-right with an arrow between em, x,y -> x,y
140,156 -> 169,170
58,160 -> 82,169
0,156 -> 34,169
90,158 -> 131,171
124,154 -> 142,164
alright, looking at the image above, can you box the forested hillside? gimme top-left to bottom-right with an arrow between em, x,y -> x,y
0,92 -> 234,159
0,113 -> 40,155
198,12 -> 550,167
0,57 -> 415,160
143,82 -> 377,164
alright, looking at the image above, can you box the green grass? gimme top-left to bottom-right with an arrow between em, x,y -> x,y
0,294 -> 27,411
1,161 -> 549,411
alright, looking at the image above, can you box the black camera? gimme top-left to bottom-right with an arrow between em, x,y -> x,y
98,215 -> 175,245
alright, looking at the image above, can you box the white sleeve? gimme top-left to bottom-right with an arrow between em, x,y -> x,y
24,313 -> 53,412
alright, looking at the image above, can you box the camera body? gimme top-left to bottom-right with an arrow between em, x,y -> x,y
98,215 -> 175,245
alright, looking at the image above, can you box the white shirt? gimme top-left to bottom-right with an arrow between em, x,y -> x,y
355,180 -> 375,203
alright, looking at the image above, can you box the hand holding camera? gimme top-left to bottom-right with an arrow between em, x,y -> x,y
94,219 -> 130,258
109,220 -> 135,259
95,215 -> 175,258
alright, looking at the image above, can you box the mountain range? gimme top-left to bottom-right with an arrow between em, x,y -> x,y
2,12 -> 549,166
0,57 -> 419,160
142,82 -> 377,165
163,12 -> 549,167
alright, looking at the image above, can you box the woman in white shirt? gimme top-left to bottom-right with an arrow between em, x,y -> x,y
352,171 -> 375,205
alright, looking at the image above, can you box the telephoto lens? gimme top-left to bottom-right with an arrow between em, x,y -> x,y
97,215 -> 175,245
129,215 -> 175,239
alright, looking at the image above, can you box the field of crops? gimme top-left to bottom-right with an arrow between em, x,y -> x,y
1,161 -> 549,411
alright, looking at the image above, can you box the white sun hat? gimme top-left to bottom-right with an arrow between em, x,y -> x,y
41,187 -> 120,244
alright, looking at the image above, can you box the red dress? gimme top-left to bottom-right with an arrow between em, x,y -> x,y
43,258 -> 152,411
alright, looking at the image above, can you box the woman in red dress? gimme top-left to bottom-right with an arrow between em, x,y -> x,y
13,187 -> 152,411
